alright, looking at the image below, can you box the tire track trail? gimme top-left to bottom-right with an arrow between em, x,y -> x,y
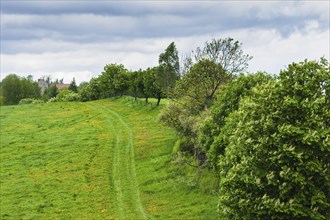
88,103 -> 147,220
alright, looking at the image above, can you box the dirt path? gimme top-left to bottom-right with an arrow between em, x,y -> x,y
88,103 -> 147,220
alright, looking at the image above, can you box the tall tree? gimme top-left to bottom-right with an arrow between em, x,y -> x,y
42,85 -> 58,101
21,77 -> 40,99
160,38 -> 253,163
99,63 -> 127,97
172,38 -> 252,107
1,74 -> 22,105
143,67 -> 163,105
184,38 -> 253,76
158,42 -> 180,96
216,58 -> 330,219
128,69 -> 145,100
113,70 -> 129,96
1,74 -> 41,105
69,77 -> 78,93
200,72 -> 273,168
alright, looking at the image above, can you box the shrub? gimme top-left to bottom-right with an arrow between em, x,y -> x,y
200,72 -> 273,168
217,59 -> 329,219
50,89 -> 82,102
19,98 -> 34,105
32,99 -> 44,104
47,97 -> 58,103
19,98 -> 45,105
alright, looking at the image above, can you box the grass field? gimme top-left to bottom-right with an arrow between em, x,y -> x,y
0,97 -> 219,219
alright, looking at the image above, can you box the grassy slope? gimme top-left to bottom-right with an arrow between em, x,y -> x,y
0,98 -> 219,219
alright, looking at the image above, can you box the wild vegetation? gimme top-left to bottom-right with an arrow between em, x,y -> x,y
1,37 -> 329,219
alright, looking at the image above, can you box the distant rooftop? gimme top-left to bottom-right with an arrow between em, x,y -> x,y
53,84 -> 70,90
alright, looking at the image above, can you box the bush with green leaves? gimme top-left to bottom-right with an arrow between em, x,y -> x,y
19,98 -> 35,105
49,89 -> 82,102
216,58 -> 329,219
200,72 -> 273,168
19,98 -> 44,105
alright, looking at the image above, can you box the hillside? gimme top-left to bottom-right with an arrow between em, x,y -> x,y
0,98 -> 219,219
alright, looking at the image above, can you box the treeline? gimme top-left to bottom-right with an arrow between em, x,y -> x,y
0,42 -> 179,106
158,38 -> 329,219
0,75 -> 79,105
78,42 -> 179,105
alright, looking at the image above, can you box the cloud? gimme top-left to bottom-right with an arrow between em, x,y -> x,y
2,22 -> 328,84
2,1 -> 329,41
1,1 -> 329,83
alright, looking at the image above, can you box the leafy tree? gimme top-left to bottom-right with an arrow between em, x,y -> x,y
158,42 -> 180,96
160,38 -> 252,163
55,88 -> 81,102
78,81 -> 89,90
21,77 -> 40,99
128,69 -> 145,100
173,59 -> 230,108
99,63 -> 128,97
113,70 -> 129,96
184,38 -> 253,76
143,67 -> 163,105
69,77 -> 78,93
217,58 -> 330,219
1,74 -> 22,105
80,77 -> 102,101
200,72 -> 273,168
42,85 -> 58,101
1,74 -> 40,105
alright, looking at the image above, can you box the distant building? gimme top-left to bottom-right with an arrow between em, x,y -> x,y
38,79 -> 48,95
38,79 -> 70,95
52,84 -> 70,90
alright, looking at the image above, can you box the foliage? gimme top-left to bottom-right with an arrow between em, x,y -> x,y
78,78 -> 102,101
1,74 -> 40,105
68,77 -> 78,93
19,98 -> 44,105
20,77 -> 41,99
128,69 -> 145,100
158,42 -> 180,96
143,67 -> 163,105
113,69 -> 129,96
174,59 -> 231,108
200,72 -> 273,168
184,37 -> 253,76
53,89 -> 82,102
42,85 -> 58,101
216,58 -> 330,219
160,38 -> 252,162
99,63 -> 128,97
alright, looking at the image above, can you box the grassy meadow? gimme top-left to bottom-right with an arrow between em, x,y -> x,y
0,98 -> 219,219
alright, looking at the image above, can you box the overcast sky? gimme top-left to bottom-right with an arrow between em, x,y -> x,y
1,0 -> 329,84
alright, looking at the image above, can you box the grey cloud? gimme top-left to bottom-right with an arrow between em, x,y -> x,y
2,9 -> 325,46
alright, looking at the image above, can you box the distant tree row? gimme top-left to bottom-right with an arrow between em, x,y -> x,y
0,42 -> 179,106
78,42 -> 179,105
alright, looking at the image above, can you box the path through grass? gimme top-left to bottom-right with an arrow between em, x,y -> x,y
89,103 -> 146,219
0,98 -> 219,219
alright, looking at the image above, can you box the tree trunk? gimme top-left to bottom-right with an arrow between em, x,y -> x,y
145,97 -> 149,104
157,97 -> 161,106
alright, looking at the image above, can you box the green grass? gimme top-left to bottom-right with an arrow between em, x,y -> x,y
0,98 -> 219,219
